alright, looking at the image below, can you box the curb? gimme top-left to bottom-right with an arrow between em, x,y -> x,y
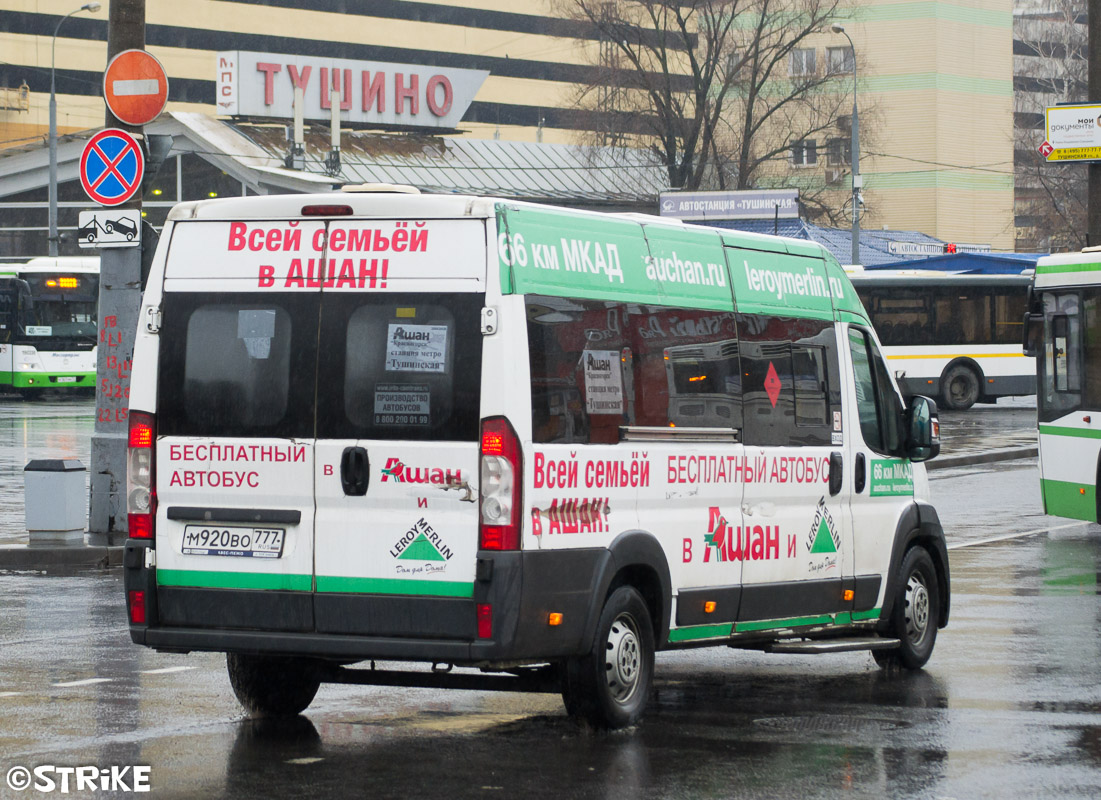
927,446 -> 1037,471
0,545 -> 124,572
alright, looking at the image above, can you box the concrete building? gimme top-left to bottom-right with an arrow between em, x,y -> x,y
0,0 -> 1016,256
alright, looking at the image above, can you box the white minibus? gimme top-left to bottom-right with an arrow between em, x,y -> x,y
124,187 -> 948,729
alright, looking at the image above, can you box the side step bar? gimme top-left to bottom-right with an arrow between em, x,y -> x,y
322,663 -> 561,694
765,637 -> 900,655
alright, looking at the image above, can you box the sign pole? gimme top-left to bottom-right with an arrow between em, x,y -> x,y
88,0 -> 147,546
1090,3 -> 1101,245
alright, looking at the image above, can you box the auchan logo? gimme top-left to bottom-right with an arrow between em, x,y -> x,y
380,457 -> 463,486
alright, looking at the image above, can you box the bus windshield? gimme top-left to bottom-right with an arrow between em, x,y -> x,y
18,272 -> 98,345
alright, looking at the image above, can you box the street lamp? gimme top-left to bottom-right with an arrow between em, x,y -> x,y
48,2 -> 101,257
831,22 -> 860,267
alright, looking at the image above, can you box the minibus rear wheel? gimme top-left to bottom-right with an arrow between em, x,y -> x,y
873,546 -> 939,670
561,585 -> 655,729
227,653 -> 322,717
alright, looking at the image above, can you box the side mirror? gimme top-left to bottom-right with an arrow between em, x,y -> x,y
906,394 -> 940,462
1023,312 -> 1043,357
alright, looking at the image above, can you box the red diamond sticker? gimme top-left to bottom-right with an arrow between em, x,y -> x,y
1038,140 -> 1054,158
764,362 -> 781,408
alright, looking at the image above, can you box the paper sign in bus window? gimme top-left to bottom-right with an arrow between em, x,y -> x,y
584,349 -> 625,414
374,383 -> 431,426
386,324 -> 448,373
237,309 -> 276,360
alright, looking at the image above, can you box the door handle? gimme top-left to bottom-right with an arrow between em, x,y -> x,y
829,451 -> 843,496
340,446 -> 370,496
855,452 -> 866,494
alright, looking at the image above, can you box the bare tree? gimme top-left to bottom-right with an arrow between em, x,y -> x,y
558,0 -> 857,214
1014,0 -> 1087,251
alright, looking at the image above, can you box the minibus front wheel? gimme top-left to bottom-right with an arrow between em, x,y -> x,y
873,546 -> 940,670
562,585 -> 655,729
227,653 -> 322,717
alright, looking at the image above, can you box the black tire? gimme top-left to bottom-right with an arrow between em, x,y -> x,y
226,653 -> 322,717
562,585 -> 655,729
874,546 -> 939,670
104,222 -> 114,233
941,364 -> 980,410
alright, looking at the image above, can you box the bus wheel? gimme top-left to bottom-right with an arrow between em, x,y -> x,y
874,546 -> 939,670
562,585 -> 655,729
227,653 -> 321,717
941,364 -> 980,410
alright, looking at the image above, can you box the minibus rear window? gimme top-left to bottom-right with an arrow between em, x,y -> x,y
316,293 -> 484,442
157,293 -> 318,438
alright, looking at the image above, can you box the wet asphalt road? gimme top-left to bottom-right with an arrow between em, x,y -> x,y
3,399 -> 1100,798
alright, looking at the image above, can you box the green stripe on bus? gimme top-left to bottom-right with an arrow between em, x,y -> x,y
315,575 -> 474,597
1039,424 -> 1101,439
851,608 -> 882,622
1040,479 -> 1097,522
156,569 -> 311,591
668,623 -> 734,642
1036,262 -> 1101,275
735,614 -> 835,633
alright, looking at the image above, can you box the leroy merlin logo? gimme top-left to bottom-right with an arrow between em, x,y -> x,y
389,517 -> 453,561
806,497 -> 841,554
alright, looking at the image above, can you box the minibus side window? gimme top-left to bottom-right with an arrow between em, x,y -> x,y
848,326 -> 903,455
629,306 -> 741,432
527,297 -> 630,444
525,296 -> 744,442
737,313 -> 839,447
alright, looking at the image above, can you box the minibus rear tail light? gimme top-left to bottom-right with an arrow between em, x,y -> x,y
479,416 -> 521,550
127,411 -> 156,540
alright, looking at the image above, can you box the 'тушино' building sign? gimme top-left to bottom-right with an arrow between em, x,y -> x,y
216,51 -> 489,130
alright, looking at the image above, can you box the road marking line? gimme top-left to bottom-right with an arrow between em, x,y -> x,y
0,691 -> 22,697
948,521 -> 1090,550
286,758 -> 324,765
139,666 -> 195,675
52,678 -> 113,687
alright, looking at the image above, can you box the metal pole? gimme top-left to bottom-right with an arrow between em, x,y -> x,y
89,0 -> 143,545
832,24 -> 860,266
1089,0 -> 1101,245
48,4 -> 100,258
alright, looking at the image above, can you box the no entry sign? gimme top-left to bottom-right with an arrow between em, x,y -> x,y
80,128 -> 145,206
104,49 -> 169,126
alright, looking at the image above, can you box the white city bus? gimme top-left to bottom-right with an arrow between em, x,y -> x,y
0,256 -> 98,394
1025,249 -> 1101,522
123,188 -> 948,729
851,271 -> 1033,410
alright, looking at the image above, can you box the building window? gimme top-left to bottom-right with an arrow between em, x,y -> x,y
826,137 -> 852,166
789,48 -> 816,77
791,139 -> 817,167
827,46 -> 854,75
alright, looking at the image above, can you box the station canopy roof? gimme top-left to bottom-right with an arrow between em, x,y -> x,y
0,111 -> 670,209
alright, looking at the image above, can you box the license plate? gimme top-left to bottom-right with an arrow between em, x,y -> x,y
56,376 -> 77,383
181,525 -> 285,558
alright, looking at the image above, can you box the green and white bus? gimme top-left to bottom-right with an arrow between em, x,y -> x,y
0,256 -> 98,394
124,189 -> 947,729
1025,249 -> 1101,521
